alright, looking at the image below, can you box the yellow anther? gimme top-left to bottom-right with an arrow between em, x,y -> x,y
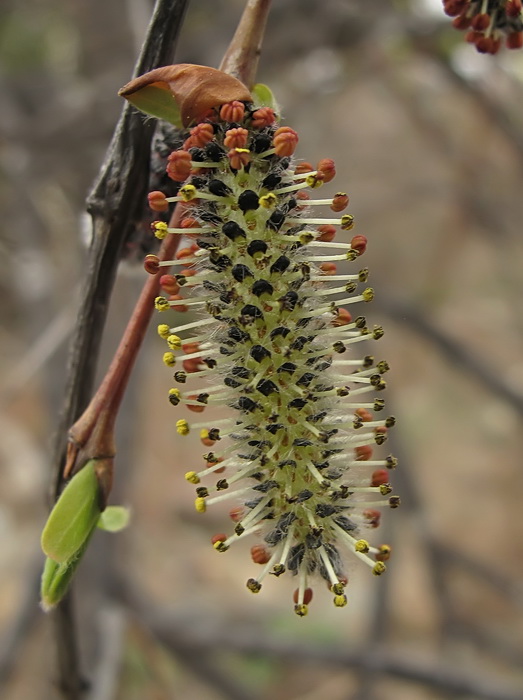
333,594 -> 347,607
179,184 -> 197,202
162,352 -> 176,367
294,604 -> 308,617
373,561 -> 387,576
355,539 -> 370,553
200,429 -> 211,441
331,582 -> 345,595
155,296 -> 170,312
213,540 -> 228,552
306,173 -> 323,188
185,471 -> 200,484
379,544 -> 392,556
235,148 -> 250,154
157,324 -> 170,339
154,221 -> 168,239
362,287 -> 375,302
176,419 -> 190,435
194,497 -> 206,513
341,214 -> 355,230
259,192 -> 277,208
379,483 -> 392,495
167,334 -> 182,350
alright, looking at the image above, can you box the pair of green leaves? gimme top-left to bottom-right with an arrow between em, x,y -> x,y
40,461 -> 129,611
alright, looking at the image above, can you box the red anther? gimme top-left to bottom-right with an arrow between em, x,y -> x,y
465,29 -> 482,43
160,274 -> 180,295
319,262 -> 337,274
208,457 -> 225,473
180,268 -> 196,277
143,254 -> 160,275
332,307 -> 352,327
184,358 -> 204,373
251,545 -> 271,564
211,533 -> 227,545
355,445 -> 373,461
293,588 -> 313,605
363,509 -> 381,528
220,100 -> 245,123
182,342 -> 199,354
187,395 -> 206,413
227,148 -> 251,170
371,469 -> 389,487
224,127 -> 249,149
166,150 -> 192,182
169,294 -> 188,313
294,162 -> 314,175
317,225 -> 337,242
200,432 -> 216,448
229,506 -> 244,522
273,127 -> 299,157
296,190 -> 310,201
190,242 -> 200,252
489,37 -> 501,54
476,36 -> 490,52
375,545 -> 391,562
355,408 -> 373,422
176,247 -> 194,261
316,158 -> 336,183
251,107 -> 276,128
350,234 -> 367,255
506,0 -> 522,18
189,123 -> 215,148
331,193 -> 349,212
471,13 -> 490,30
181,217 -> 200,229
452,14 -> 472,29
507,31 -> 523,49
443,0 -> 467,16
148,190 -> 168,212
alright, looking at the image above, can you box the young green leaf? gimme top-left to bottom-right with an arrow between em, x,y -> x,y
41,460 -> 101,563
97,505 -> 130,532
40,532 -> 93,611
251,83 -> 279,114
123,84 -> 183,127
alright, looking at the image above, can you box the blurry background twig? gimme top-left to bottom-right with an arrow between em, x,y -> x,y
1,0 -> 523,698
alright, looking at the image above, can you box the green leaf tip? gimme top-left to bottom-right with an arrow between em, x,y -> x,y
41,460 -> 101,564
251,83 -> 279,114
97,505 -> 130,532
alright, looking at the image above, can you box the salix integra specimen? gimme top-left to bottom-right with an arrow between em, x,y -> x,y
125,65 -> 399,615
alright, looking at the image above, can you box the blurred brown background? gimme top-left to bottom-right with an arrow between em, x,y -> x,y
1,0 -> 523,698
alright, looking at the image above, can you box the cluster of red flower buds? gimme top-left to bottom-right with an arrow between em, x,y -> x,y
444,0 -> 523,53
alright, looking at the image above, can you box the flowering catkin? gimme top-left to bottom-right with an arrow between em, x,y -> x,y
147,98 -> 399,615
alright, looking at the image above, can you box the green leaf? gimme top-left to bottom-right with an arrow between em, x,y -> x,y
40,532 -> 93,611
41,460 -> 101,563
126,84 -> 183,127
97,506 -> 130,532
251,83 -> 280,114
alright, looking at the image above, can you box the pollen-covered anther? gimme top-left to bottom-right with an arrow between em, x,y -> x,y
246,578 -> 262,593
155,296 -> 170,312
273,127 -> 299,157
228,148 -> 251,169
259,192 -> 278,209
185,471 -> 200,484
333,594 -> 348,607
195,497 -> 206,513
224,127 -> 249,148
144,255 -> 160,275
179,184 -> 198,202
340,214 -> 355,231
167,150 -> 192,182
373,561 -> 387,575
176,419 -> 190,435
251,107 -> 276,128
375,544 -> 392,562
148,191 -> 168,212
220,100 -> 245,123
